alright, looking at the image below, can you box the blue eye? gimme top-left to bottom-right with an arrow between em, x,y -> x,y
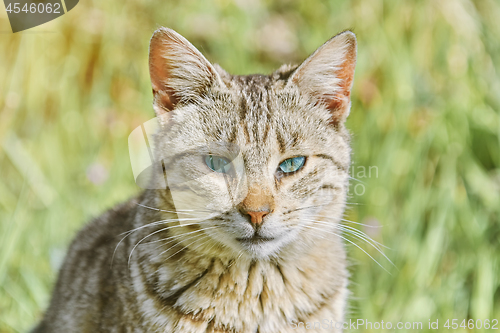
205,155 -> 232,173
279,156 -> 306,173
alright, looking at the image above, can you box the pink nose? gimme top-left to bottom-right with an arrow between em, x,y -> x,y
246,211 -> 269,225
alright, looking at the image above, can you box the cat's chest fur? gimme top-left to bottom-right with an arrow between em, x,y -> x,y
129,208 -> 348,333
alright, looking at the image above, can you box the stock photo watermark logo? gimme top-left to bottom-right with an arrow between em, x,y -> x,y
347,165 -> 378,197
128,117 -> 247,223
128,117 -> 377,219
4,0 -> 78,32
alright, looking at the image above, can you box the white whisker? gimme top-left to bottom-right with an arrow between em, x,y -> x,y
301,224 -> 393,273
303,218 -> 393,265
146,226 -> 218,248
128,226 -> 217,266
112,218 -> 210,267
156,234 -> 211,262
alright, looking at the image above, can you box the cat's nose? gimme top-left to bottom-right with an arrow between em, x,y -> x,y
245,210 -> 269,225
238,185 -> 275,226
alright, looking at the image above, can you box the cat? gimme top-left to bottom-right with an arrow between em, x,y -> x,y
33,27 -> 357,333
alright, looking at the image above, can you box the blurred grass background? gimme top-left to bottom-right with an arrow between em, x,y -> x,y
0,0 -> 499,332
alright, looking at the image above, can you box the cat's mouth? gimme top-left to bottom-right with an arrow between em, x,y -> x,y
236,235 -> 275,245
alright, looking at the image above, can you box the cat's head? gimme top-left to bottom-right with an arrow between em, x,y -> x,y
148,27 -> 356,260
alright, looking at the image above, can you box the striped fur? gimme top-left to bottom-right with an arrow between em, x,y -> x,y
34,27 -> 357,332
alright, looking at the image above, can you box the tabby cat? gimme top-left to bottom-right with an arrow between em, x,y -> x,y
33,27 -> 357,332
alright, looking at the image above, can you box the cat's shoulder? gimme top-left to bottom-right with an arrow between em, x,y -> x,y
69,195 -> 141,253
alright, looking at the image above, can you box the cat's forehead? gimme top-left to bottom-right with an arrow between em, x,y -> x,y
230,73 -> 276,88
172,75 -> 336,155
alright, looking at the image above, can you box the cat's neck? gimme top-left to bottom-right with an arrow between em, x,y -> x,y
130,192 -> 347,328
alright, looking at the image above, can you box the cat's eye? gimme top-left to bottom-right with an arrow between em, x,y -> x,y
278,156 -> 306,173
205,155 -> 232,174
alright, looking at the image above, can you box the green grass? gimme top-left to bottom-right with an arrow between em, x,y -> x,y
1,0 -> 499,332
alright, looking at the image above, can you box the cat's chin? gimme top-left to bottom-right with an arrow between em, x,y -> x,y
231,234 -> 292,260
201,226 -> 285,260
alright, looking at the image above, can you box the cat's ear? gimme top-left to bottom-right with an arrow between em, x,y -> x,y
288,31 -> 357,125
149,27 -> 223,115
